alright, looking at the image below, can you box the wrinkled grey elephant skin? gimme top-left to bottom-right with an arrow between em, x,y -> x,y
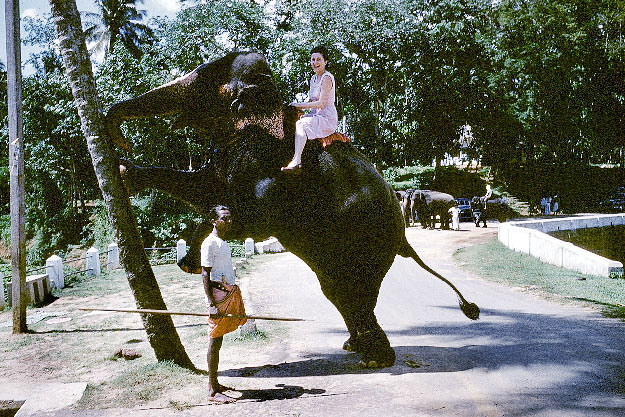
106,52 -> 479,368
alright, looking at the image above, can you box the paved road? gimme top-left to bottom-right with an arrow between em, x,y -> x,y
37,223 -> 625,416
218,224 -> 625,416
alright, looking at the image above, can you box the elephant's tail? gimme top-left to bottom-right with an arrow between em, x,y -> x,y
398,240 -> 480,320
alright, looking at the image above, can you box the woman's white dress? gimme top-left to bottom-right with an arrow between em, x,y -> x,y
298,71 -> 338,139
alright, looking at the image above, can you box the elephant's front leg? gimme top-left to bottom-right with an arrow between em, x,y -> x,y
119,159 -> 227,212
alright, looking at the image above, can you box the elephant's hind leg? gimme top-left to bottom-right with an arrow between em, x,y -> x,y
317,272 -> 396,368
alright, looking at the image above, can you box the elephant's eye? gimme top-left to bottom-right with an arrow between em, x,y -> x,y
240,72 -> 271,87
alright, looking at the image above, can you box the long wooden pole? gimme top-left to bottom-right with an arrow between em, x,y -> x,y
79,307 -> 307,322
6,0 -> 27,333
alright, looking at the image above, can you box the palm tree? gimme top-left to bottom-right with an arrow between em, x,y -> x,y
84,0 -> 154,60
49,0 -> 194,369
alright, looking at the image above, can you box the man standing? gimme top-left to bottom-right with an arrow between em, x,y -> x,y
449,203 -> 461,231
201,206 -> 246,403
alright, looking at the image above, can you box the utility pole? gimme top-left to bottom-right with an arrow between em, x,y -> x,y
6,0 -> 27,333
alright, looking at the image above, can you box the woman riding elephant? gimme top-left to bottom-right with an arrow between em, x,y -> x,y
282,45 -> 338,173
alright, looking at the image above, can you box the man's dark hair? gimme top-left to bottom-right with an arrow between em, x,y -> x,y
310,45 -> 330,62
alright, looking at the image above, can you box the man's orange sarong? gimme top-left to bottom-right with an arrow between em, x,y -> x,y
208,284 -> 247,338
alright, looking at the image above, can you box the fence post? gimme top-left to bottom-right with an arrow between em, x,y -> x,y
244,238 -> 254,258
107,242 -> 120,270
86,247 -> 101,276
0,276 -> 5,309
177,239 -> 187,264
46,254 -> 64,289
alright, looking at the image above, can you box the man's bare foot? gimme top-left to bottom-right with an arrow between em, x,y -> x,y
215,383 -> 235,393
208,391 -> 236,403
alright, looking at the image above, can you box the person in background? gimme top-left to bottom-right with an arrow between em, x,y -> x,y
449,202 -> 461,231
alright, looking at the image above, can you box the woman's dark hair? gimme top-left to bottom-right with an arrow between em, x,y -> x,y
310,45 -> 330,62
211,205 -> 230,220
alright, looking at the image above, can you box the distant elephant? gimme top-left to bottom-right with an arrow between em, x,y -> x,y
470,196 -> 510,227
413,190 -> 455,229
404,189 -> 428,228
105,52 -> 479,368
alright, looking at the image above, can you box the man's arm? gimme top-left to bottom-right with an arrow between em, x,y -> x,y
202,266 -> 218,306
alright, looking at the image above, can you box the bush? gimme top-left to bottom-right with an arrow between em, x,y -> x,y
82,200 -> 115,252
383,165 -> 486,198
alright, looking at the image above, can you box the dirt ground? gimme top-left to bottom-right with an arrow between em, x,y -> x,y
0,223 -> 498,407
9,222 -> 624,416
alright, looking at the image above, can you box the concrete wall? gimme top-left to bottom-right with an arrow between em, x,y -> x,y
498,214 -> 625,278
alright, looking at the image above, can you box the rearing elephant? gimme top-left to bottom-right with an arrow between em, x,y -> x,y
106,52 -> 479,368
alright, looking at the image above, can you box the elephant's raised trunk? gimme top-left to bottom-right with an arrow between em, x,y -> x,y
105,70 -> 199,151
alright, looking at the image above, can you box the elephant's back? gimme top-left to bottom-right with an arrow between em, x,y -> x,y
318,144 -> 404,239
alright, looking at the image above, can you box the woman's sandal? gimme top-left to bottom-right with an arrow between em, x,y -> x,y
281,164 -> 302,173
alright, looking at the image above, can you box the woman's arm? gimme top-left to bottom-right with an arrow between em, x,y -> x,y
291,76 -> 333,110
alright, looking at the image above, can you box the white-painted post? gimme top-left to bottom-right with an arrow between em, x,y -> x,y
107,243 -> 120,270
244,238 -> 254,257
46,254 -> 64,289
177,239 -> 187,263
86,247 -> 101,276
0,276 -> 5,309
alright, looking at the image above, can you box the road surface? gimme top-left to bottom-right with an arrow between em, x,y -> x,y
224,224 -> 625,416
37,223 -> 625,416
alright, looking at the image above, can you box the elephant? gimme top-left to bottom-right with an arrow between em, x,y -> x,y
470,196 -> 511,227
412,190 -> 455,229
105,51 -> 479,368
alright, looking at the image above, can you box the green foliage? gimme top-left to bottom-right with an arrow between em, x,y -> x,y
83,0 -> 155,60
383,165 -> 436,190
129,194 -> 200,248
0,214 -> 10,246
7,0 -> 625,263
455,237 -> 625,309
82,201 -> 115,252
383,164 -> 486,197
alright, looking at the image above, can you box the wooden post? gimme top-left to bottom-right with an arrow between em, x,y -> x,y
6,0 -> 27,333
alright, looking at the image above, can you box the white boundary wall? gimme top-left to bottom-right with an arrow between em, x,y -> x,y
498,214 -> 625,278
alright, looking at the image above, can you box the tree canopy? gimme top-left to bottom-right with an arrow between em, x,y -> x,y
2,0 -> 624,261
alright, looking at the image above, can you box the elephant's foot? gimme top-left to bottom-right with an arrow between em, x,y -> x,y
345,329 -> 395,368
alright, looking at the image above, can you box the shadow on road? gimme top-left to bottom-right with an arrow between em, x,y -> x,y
226,306 -> 625,391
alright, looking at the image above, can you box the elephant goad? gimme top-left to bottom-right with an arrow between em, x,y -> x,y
105,52 -> 479,368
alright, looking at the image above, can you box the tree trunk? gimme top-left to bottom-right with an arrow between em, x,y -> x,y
6,0 -> 27,333
49,0 -> 194,369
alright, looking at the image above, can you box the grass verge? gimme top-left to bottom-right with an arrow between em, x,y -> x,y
454,237 -> 625,318
0,253 -> 291,410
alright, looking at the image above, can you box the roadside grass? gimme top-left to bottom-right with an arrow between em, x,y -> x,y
454,237 -> 625,317
76,361 -> 206,410
0,254 -> 289,410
